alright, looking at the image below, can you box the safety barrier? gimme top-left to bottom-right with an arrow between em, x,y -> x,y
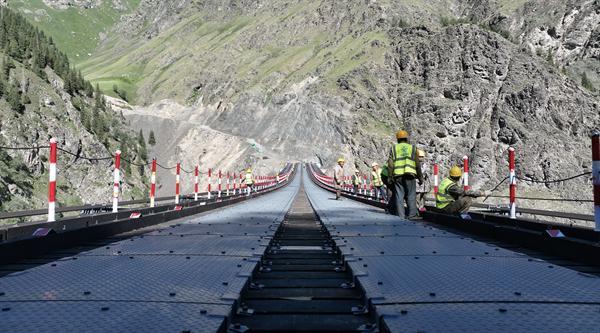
0,138 -> 293,224
307,148 -> 595,229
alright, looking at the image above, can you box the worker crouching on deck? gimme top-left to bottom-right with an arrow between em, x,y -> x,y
436,166 -> 491,214
333,158 -> 345,200
387,130 -> 423,219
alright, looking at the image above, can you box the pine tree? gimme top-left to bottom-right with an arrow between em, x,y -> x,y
148,130 -> 156,146
6,85 -> 24,114
138,130 -> 148,162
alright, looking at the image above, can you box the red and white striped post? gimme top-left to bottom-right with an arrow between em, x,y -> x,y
433,163 -> 439,195
218,170 -> 222,198
207,168 -> 212,199
112,150 -> 121,213
226,172 -> 231,196
150,158 -> 157,207
194,165 -> 199,201
508,147 -> 517,219
48,138 -> 57,222
363,174 -> 367,195
233,173 -> 237,194
175,162 -> 181,204
462,155 -> 470,191
592,131 -> 600,231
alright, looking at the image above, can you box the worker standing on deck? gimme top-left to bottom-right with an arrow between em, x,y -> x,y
333,158 -> 345,200
387,130 -> 422,219
352,170 -> 361,194
245,168 -> 255,196
415,149 -> 431,212
371,162 -> 387,201
436,166 -> 490,214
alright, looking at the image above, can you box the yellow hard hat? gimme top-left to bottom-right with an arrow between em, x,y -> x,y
449,166 -> 462,178
417,149 -> 426,158
396,130 -> 409,139
337,157 -> 345,163
246,168 -> 252,173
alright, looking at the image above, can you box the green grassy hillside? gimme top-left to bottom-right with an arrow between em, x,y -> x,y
8,0 -> 141,63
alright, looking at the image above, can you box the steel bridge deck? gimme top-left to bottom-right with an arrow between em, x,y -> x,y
302,170 -> 600,332
1,169 -> 600,332
0,175 -> 300,333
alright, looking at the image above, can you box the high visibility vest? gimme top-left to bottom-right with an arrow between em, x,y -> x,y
391,143 -> 417,177
352,175 -> 361,186
245,173 -> 254,185
436,178 -> 457,209
371,169 -> 383,187
381,166 -> 389,185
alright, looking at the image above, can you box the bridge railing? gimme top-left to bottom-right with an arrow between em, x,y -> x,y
0,138 -> 295,224
307,159 -> 596,230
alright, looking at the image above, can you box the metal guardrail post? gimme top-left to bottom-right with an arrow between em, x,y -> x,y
48,138 -> 57,222
509,147 -> 517,219
592,131 -> 600,231
150,158 -> 157,208
463,155 -> 470,191
112,150 -> 121,213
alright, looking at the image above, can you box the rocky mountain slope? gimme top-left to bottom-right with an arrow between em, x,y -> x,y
11,0 -> 600,215
0,7 -> 148,218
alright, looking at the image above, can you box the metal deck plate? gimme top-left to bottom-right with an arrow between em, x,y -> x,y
337,235 -> 516,257
350,255 -> 600,303
82,234 -> 269,257
0,301 -> 230,333
148,222 -> 280,236
327,223 -> 459,238
0,255 -> 254,303
377,303 -> 600,333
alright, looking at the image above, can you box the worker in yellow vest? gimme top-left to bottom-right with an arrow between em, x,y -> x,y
245,168 -> 255,195
371,162 -> 387,201
387,130 -> 422,219
436,166 -> 491,214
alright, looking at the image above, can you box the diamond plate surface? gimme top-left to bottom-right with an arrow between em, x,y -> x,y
349,255 -> 600,303
337,235 -> 516,257
149,221 -> 280,236
328,223 -> 459,238
0,301 -> 229,333
378,303 -> 600,333
0,255 -> 254,303
83,234 -> 269,257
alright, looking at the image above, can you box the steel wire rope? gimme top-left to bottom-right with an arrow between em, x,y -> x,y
0,145 -> 51,150
515,172 -> 592,184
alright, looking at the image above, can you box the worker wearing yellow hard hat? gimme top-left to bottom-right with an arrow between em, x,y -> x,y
387,130 -> 423,219
436,165 -> 491,214
333,157 -> 346,200
371,162 -> 387,201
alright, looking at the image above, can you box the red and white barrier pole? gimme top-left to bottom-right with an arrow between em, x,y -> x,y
226,171 -> 230,196
194,165 -> 199,201
207,168 -> 212,199
508,147 -> 517,219
175,162 -> 181,204
112,150 -> 121,213
462,155 -> 470,191
433,163 -> 439,195
150,158 -> 157,207
233,173 -> 237,194
48,138 -> 57,222
592,131 -> 600,231
218,170 -> 222,198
